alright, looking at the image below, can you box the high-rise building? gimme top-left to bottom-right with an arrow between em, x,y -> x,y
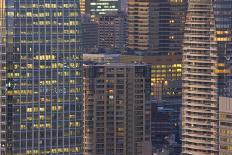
150,0 -> 187,54
127,0 -> 150,51
120,53 -> 182,153
81,15 -> 98,53
182,0 -> 218,154
214,0 -> 232,97
219,97 -> 232,155
98,13 -> 127,52
83,63 -> 151,155
0,1 -> 82,154
215,1 -> 232,155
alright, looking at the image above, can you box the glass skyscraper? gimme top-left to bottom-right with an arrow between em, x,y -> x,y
214,0 -> 232,97
214,1 -> 232,154
150,0 -> 187,54
0,0 -> 82,154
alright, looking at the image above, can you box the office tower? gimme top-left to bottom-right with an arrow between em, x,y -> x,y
83,63 -> 151,155
0,1 -> 82,154
81,15 -> 98,53
98,13 -> 127,52
88,0 -> 120,20
215,2 -> 232,155
120,54 -> 182,100
219,97 -> 232,155
214,0 -> 232,96
127,0 -> 150,51
150,0 -> 187,54
182,0 -> 218,154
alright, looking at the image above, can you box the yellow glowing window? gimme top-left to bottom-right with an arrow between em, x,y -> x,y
69,12 -> 78,17
69,122 -> 80,127
70,63 -> 80,68
34,55 -> 56,60
27,117 -> 33,121
218,63 -> 225,67
52,106 -> 63,111
54,12 -> 63,16
27,64 -> 33,69
26,12 -> 32,16
75,71 -> 81,76
8,12 -> 14,16
20,125 -> 27,129
216,37 -> 231,42
69,80 -> 75,84
40,115 -> 45,120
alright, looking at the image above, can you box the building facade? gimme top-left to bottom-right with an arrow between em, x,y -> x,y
214,0 -> 232,97
81,15 -> 98,53
216,1 -> 232,155
0,1 -> 82,154
182,0 -> 218,154
120,54 -> 182,101
150,0 -> 187,54
219,97 -> 232,155
98,13 -> 127,52
120,54 -> 182,154
127,0 -> 150,51
83,63 -> 151,155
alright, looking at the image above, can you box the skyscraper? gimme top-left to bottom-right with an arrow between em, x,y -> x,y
0,1 -> 82,154
215,1 -> 232,154
182,0 -> 218,154
81,15 -> 98,53
214,0 -> 232,97
150,0 -> 187,54
120,54 -> 182,153
98,13 -> 127,52
127,0 -> 150,51
83,63 -> 151,155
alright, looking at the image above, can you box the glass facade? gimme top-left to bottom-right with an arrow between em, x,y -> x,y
0,0 -> 82,154
215,2 -> 232,155
150,0 -> 187,54
214,0 -> 232,97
